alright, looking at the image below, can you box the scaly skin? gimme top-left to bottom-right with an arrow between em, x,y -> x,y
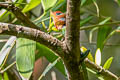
50,11 -> 66,30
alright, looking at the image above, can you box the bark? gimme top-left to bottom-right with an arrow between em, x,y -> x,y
0,22 -> 119,80
0,4 -> 40,30
63,0 -> 87,80
0,22 -> 64,57
65,0 -> 81,63
85,59 -> 118,80
0,1 -> 119,80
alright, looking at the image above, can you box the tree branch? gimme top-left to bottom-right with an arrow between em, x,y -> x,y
0,22 -> 119,80
80,21 -> 120,30
63,0 -> 88,80
0,4 -> 40,30
0,1 -> 118,80
65,0 -> 80,62
85,59 -> 119,80
0,22 -> 64,57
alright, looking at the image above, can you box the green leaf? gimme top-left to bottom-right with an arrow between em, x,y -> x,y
81,0 -> 87,6
89,27 -> 98,43
34,11 -> 49,23
3,72 -> 9,80
95,48 -> 101,66
15,0 -> 24,7
97,17 -> 112,51
52,27 -> 59,31
0,74 -> 2,80
103,57 -> 113,70
22,0 -> 41,13
103,30 -> 116,45
116,26 -> 120,30
90,17 -> 111,43
52,0 -> 66,12
97,26 -> 112,51
36,43 -> 66,76
16,38 -> 36,80
92,0 -> 99,17
80,0 -> 93,6
0,36 -> 16,66
99,17 -> 111,25
115,0 -> 120,6
39,58 -> 60,79
61,27 -> 66,35
97,76 -> 104,80
89,17 -> 111,43
0,10 -> 11,22
80,16 -> 93,27
41,0 -> 57,12
48,22 -> 54,32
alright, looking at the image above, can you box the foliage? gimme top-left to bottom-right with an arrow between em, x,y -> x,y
0,0 -> 120,80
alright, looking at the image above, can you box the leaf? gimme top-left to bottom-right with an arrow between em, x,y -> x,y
87,68 -> 96,74
22,0 -> 41,13
36,43 -> 66,76
92,0 -> 99,17
16,38 -> 36,80
97,26 -> 112,51
80,46 -> 94,62
80,0 -> 93,6
103,57 -> 113,70
61,27 -> 66,35
89,27 -> 98,43
95,48 -> 101,66
81,0 -> 87,6
54,0 -> 65,6
34,11 -> 49,23
52,0 -> 66,12
48,21 -> 54,32
103,30 -> 116,45
51,27 -> 58,31
97,17 -> 112,51
39,58 -> 60,79
0,36 -> 16,66
0,74 -> 2,80
89,17 -> 111,44
0,0 -> 24,22
0,10 -> 11,22
3,72 -> 9,80
15,0 -> 24,7
53,0 -> 66,9
41,0 -> 57,12
97,76 -> 104,80
99,17 -> 111,25
80,16 -> 93,27
115,0 -> 120,6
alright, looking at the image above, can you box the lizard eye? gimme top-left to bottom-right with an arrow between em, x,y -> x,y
56,13 -> 62,15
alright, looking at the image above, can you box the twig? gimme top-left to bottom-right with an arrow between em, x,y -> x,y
0,22 -> 64,57
0,4 -> 40,30
80,21 -> 120,30
80,41 -> 120,46
0,2 -> 26,5
0,36 -> 16,70
0,61 -> 16,74
85,59 -> 119,80
0,15 -> 118,80
0,39 -> 8,42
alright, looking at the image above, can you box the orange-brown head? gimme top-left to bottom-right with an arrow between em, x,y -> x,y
50,11 -> 66,30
